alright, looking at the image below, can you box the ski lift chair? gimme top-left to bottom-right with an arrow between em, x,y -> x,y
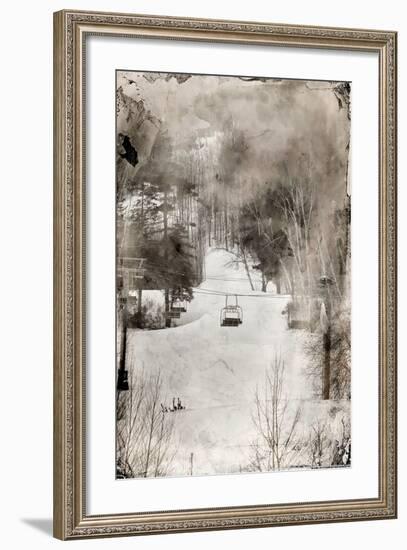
166,310 -> 181,319
220,295 -> 243,327
286,299 -> 309,330
170,297 -> 188,314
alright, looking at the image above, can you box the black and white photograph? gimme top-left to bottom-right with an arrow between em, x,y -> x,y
115,70 -> 351,479
0,0 -> 400,545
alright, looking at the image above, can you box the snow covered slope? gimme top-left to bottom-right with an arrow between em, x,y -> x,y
127,248 -> 345,476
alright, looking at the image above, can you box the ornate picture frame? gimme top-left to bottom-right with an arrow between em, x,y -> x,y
53,9 -> 397,540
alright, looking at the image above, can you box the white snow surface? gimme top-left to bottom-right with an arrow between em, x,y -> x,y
127,248 -> 348,476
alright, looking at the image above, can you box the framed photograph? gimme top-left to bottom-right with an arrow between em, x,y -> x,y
53,9 -> 397,540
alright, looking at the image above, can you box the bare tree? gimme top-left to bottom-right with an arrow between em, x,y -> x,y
116,369 -> 146,478
215,245 -> 255,290
278,177 -> 315,287
116,368 -> 176,478
304,304 -> 351,400
141,370 -> 177,477
307,420 -> 329,468
248,354 -> 302,471
305,412 -> 351,468
330,415 -> 351,466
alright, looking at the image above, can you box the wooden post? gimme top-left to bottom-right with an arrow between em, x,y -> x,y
137,288 -> 142,316
320,279 -> 332,400
322,328 -> 331,400
117,302 -> 129,391
164,187 -> 171,328
276,275 -> 281,295
138,182 -> 144,323
261,270 -> 267,292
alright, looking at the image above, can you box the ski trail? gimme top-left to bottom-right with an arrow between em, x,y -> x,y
127,247 -> 313,476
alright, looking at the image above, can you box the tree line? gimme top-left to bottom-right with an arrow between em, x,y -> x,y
117,82 -> 351,399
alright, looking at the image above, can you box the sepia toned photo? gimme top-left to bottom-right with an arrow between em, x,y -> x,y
115,70 -> 351,480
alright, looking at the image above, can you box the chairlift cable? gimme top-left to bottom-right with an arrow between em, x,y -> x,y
193,288 -> 289,299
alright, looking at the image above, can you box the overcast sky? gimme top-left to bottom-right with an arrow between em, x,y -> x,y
117,71 -> 351,207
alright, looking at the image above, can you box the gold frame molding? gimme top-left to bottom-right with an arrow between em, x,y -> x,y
53,9 -> 397,540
